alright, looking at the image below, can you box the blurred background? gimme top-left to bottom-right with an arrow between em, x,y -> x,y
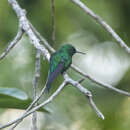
0,0 -> 130,130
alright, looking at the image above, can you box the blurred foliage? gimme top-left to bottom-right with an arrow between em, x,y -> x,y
0,87 -> 49,112
0,0 -> 130,130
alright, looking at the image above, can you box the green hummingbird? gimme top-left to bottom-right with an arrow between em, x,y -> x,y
46,44 -> 85,92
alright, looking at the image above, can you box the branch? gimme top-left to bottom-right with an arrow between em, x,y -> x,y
7,0 -> 52,115
71,64 -> 130,96
64,74 -> 104,119
71,0 -> 130,53
8,0 -> 50,61
29,22 -> 55,53
51,0 -> 55,42
31,49 -> 40,130
9,85 -> 46,130
0,81 -> 67,129
9,37 -> 41,130
0,25 -> 23,61
9,50 -> 41,130
0,73 -> 104,129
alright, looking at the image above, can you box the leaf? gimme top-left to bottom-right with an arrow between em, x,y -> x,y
0,88 -> 49,113
0,88 -> 28,100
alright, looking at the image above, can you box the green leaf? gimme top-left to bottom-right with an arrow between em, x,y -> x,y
0,88 -> 28,100
0,88 -> 49,113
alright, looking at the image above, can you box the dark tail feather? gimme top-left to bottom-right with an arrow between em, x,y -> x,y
45,72 -> 56,93
45,78 -> 52,93
45,62 -> 64,93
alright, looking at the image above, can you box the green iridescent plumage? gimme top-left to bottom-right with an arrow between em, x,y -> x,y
50,44 -> 76,73
46,44 -> 85,92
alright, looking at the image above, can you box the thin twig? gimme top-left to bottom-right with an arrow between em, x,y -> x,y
87,96 -> 104,119
0,25 -> 23,61
9,86 -> 46,130
9,36 -> 41,130
51,0 -> 55,42
64,74 -> 104,120
31,49 -> 40,130
0,81 -> 67,129
71,0 -> 130,53
29,22 -> 55,53
71,64 -> 130,96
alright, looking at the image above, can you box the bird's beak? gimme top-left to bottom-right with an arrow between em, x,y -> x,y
76,51 -> 86,55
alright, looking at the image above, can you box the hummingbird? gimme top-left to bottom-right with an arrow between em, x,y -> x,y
46,44 -> 85,92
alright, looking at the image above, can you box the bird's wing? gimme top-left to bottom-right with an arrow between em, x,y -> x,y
46,61 -> 64,92
49,52 -> 62,73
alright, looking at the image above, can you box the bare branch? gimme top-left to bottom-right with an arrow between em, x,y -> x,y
9,50 -> 41,130
9,86 -> 46,130
71,64 -> 130,96
9,35 -> 41,130
31,49 -> 40,130
8,0 -> 50,61
7,0 -> 51,118
0,72 -> 104,129
0,73 -> 105,130
29,22 -> 55,53
51,0 -> 56,42
64,74 -> 104,120
71,0 -> 130,53
0,25 -> 23,61
0,81 -> 67,129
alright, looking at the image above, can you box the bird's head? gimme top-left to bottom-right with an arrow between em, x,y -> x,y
59,44 -> 86,56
